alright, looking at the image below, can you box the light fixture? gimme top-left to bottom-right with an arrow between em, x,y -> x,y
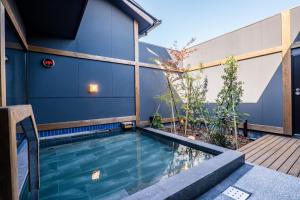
88,83 -> 99,94
91,169 -> 101,181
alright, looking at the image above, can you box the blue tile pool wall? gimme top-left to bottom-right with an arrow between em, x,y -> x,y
39,130 -> 124,149
38,122 -> 124,138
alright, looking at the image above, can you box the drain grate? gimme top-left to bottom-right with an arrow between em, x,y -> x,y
222,186 -> 250,200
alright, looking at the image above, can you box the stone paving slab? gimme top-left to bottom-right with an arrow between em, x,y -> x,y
198,163 -> 300,200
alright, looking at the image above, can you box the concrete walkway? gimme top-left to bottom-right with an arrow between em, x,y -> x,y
197,163 -> 300,200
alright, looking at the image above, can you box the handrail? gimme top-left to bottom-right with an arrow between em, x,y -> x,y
0,105 -> 40,200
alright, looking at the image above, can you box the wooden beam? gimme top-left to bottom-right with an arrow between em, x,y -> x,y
140,118 -> 283,135
292,41 -> 300,49
28,45 -> 136,66
281,10 -> 293,135
1,0 -> 28,50
140,62 -> 182,72
140,117 -> 178,127
188,46 -> 283,71
0,2 -> 5,107
238,123 -> 284,135
4,42 -> 183,72
37,116 -> 136,131
5,41 -> 22,50
134,20 -> 140,127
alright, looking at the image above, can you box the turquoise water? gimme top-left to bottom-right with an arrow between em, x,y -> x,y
39,131 -> 213,200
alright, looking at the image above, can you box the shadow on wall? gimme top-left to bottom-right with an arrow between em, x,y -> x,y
139,42 -> 183,121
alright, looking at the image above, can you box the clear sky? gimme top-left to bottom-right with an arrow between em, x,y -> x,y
136,0 -> 300,48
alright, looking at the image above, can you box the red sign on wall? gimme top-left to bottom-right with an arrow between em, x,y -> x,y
42,58 -> 55,68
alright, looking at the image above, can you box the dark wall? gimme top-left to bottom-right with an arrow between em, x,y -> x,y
28,0 -> 134,61
140,67 -> 171,121
6,0 -> 136,124
139,42 -> 177,121
27,52 -> 135,124
139,42 -> 171,64
6,49 -> 26,105
5,19 -> 27,106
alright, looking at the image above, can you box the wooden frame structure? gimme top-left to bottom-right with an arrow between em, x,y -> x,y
0,2 -> 5,107
281,10 -> 293,135
0,1 -> 297,135
0,105 -> 39,200
134,20 -> 141,127
187,11 -> 295,136
38,115 -> 136,131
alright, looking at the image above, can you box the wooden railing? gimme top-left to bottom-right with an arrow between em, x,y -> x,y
0,105 -> 39,200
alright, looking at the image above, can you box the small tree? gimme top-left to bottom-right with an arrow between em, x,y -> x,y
210,57 -> 245,148
155,39 -> 197,133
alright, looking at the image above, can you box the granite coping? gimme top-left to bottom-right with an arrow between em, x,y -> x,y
123,128 -> 245,200
142,128 -> 229,155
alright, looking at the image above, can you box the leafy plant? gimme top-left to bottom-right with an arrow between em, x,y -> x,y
209,56 -> 246,148
150,112 -> 164,129
155,39 -> 197,133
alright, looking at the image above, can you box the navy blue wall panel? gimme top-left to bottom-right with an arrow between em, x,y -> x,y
28,0 -> 134,61
139,42 -> 171,64
27,52 -> 135,124
76,0 -> 112,57
5,49 -> 26,105
111,63 -> 134,97
5,18 -> 27,106
28,53 -> 79,97
29,98 -> 134,124
78,60 -> 113,97
140,67 -> 174,121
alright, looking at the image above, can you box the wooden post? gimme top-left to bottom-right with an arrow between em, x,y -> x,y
281,10 -> 293,135
0,2 -> 6,107
0,109 -> 17,200
134,20 -> 140,127
0,105 -> 40,200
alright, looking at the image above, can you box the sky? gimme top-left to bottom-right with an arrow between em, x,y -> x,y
136,0 -> 300,48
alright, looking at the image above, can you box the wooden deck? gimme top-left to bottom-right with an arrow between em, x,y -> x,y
238,134 -> 300,178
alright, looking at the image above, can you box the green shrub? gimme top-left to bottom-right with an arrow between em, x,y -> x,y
151,113 -> 164,129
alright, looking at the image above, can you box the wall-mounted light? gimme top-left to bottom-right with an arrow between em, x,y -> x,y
42,58 -> 55,68
88,83 -> 99,94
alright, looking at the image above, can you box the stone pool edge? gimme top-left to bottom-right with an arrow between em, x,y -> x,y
123,128 -> 245,200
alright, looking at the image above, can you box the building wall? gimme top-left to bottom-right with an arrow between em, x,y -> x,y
139,42 -> 176,121
5,0 -> 136,124
5,0 -> 175,125
5,19 -> 27,106
185,14 -> 284,127
28,0 -> 134,61
291,6 -> 300,43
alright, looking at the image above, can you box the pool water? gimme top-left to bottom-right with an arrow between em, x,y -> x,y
39,131 -> 214,200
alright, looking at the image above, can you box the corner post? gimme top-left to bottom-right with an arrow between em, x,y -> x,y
0,2 -> 6,107
134,20 -> 140,127
281,10 -> 293,135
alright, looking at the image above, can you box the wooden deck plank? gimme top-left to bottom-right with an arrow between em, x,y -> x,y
244,136 -> 281,159
261,138 -> 298,168
239,135 -> 275,155
238,135 -> 272,152
288,155 -> 300,177
278,146 -> 300,174
246,136 -> 286,161
269,140 -> 300,171
252,137 -> 292,165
